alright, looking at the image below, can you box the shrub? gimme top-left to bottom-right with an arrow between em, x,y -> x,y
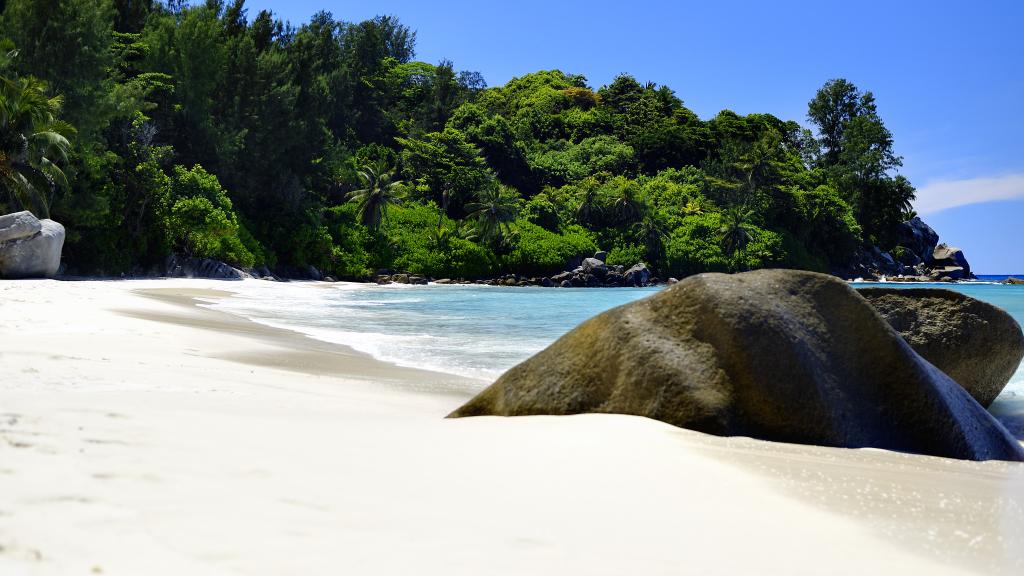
382,203 -> 497,278
323,205 -> 374,279
793,185 -> 862,265
503,221 -> 597,276
522,192 -> 561,231
166,165 -> 255,268
663,213 -> 730,277
605,244 -> 646,267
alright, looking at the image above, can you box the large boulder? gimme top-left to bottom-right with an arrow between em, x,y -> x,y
0,215 -> 65,279
623,263 -> 650,287
859,288 -> 1024,407
929,244 -> 971,277
0,211 -> 43,244
450,270 -> 1024,462
581,257 -> 608,278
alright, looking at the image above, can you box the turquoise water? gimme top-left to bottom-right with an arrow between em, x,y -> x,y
209,278 -> 1024,426
210,281 -> 660,380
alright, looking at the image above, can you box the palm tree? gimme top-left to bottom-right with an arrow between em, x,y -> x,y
576,188 -> 602,227
0,66 -> 75,219
682,197 -> 705,216
347,160 -> 403,231
428,221 -> 476,251
719,206 -> 755,271
466,184 -> 518,244
612,184 -> 643,224
637,215 -> 667,264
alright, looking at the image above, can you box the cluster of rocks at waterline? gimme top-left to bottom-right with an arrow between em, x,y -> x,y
149,255 -> 336,282
374,253 -> 665,288
162,253 -> 251,280
836,216 -> 975,282
449,269 -> 1024,462
0,211 -> 65,279
861,287 -> 1024,408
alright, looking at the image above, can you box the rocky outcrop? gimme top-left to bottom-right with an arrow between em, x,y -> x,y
542,253 -> 652,288
926,244 -> 971,280
164,254 -> 250,280
376,273 -> 428,285
860,288 -> 1024,407
450,269 -> 1024,462
833,245 -> 903,280
895,217 -> 939,266
623,263 -> 651,287
0,212 -> 65,279
834,217 -> 975,282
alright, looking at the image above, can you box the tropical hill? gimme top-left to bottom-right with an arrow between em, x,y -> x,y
1,0 -> 917,280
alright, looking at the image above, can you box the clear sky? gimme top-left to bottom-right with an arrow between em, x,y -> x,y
242,0 -> 1024,273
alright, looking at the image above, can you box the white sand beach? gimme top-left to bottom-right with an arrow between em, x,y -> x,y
1,278 -> 1022,575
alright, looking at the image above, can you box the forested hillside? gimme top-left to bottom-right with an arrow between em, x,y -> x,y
0,0 -> 916,279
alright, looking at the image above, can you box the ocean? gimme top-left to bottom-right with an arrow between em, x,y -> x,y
206,276 -> 1024,421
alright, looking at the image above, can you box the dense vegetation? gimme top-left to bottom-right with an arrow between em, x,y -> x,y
0,0 -> 915,279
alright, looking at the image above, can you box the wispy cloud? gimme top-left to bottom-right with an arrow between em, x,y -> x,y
914,173 -> 1024,215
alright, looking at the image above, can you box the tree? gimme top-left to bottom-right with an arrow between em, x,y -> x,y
0,67 -> 75,218
807,78 -> 878,168
635,214 -> 667,265
347,160 -> 404,231
168,195 -> 234,256
719,205 -> 755,271
575,186 -> 603,227
609,177 -> 643,224
113,0 -> 155,33
466,184 -> 519,245
397,127 -> 492,218
2,0 -> 116,139
807,78 -> 907,246
166,164 -> 254,267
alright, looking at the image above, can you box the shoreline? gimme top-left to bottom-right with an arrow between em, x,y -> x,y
127,285 -> 484,397
1,278 -> 1022,575
56,271 -> 1024,289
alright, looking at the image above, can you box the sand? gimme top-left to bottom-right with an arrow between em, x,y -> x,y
0,278 -> 1021,575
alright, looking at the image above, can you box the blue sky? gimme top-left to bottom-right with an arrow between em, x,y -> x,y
243,0 -> 1024,272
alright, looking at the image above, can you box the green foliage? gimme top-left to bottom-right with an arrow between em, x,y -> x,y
664,213 -> 730,276
465,183 -> 520,245
167,164 -> 255,267
168,196 -> 233,256
323,203 -> 373,278
718,205 -> 756,270
382,203 -> 496,278
0,71 -> 75,218
503,221 -> 597,276
0,3 -> 917,280
605,244 -> 646,267
529,136 -> 634,187
1,0 -> 116,139
397,127 -> 493,217
792,185 -> 862,265
347,160 -> 404,230
522,192 -> 561,231
807,78 -> 910,244
663,212 -> 782,277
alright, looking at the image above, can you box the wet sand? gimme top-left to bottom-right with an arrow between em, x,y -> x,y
0,278 -> 1021,575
